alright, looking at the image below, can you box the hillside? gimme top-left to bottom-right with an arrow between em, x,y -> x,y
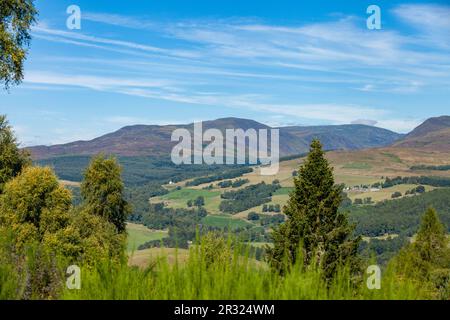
393,116 -> 450,150
27,117 -> 402,160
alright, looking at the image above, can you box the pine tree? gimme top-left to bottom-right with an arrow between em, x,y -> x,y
415,208 -> 448,264
81,155 -> 131,233
0,115 -> 30,192
267,140 -> 360,279
393,207 -> 450,299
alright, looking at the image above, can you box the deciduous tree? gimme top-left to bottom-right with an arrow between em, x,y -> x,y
0,0 -> 37,89
0,166 -> 71,249
0,115 -> 30,192
81,155 -> 131,233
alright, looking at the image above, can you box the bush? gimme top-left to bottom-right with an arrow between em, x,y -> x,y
248,212 -> 260,221
391,192 -> 402,199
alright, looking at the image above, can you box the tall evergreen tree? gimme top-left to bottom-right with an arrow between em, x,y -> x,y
267,140 -> 360,279
393,207 -> 450,298
81,155 -> 130,233
0,114 -> 30,192
415,207 -> 449,265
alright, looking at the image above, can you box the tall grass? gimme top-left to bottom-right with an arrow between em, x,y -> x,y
61,242 -> 429,300
0,230 -> 431,300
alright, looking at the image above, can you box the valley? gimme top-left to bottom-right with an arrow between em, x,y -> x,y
27,116 -> 450,266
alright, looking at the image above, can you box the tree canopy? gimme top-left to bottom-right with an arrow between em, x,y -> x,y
0,0 -> 37,89
81,155 -> 131,233
0,115 -> 30,192
0,166 -> 71,250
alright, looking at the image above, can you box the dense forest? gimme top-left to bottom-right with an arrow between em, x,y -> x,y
349,188 -> 450,236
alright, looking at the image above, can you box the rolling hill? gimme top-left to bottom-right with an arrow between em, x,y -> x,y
393,116 -> 450,150
27,117 -> 402,160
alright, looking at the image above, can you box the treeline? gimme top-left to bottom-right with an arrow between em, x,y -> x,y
37,155 -> 249,187
382,176 -> 450,188
217,178 -> 249,188
359,236 -> 409,265
411,164 -> 450,171
349,188 -> 450,237
185,167 -> 253,186
219,182 -> 281,214
248,212 -> 285,227
141,203 -> 207,230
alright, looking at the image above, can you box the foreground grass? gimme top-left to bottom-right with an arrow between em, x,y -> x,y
62,245 -> 429,300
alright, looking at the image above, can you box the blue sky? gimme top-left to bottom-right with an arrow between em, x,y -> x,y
1,0 -> 449,146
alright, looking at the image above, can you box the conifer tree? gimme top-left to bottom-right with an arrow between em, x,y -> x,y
267,140 -> 360,279
81,155 -> 130,233
394,208 -> 450,298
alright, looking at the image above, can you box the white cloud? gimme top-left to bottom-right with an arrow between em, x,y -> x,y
83,12 -> 156,30
351,119 -> 378,126
23,71 -> 172,91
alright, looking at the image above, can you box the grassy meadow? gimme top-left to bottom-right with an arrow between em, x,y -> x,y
126,223 -> 167,252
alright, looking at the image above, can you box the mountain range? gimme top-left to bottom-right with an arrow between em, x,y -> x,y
27,118 -> 404,160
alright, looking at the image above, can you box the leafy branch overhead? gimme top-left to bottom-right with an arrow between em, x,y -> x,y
0,0 -> 37,89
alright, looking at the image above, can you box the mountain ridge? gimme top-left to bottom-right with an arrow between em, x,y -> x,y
27,117 -> 403,160
393,116 -> 450,150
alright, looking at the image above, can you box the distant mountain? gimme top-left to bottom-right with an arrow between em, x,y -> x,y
393,116 -> 450,150
282,124 -> 402,154
27,117 -> 403,160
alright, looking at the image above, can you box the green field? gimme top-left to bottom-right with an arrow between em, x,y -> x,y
155,188 -> 222,212
161,188 -> 221,200
201,215 -> 253,230
126,223 -> 168,252
274,187 -> 293,196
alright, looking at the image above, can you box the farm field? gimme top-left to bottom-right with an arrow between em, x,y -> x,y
147,148 -> 450,230
126,223 -> 168,252
347,184 -> 438,203
201,214 -> 253,230
152,188 -> 222,213
128,248 -> 190,268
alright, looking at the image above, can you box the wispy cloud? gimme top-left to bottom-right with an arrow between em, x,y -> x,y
32,24 -> 200,58
393,3 -> 450,48
83,12 -> 156,30
24,71 -> 172,91
22,4 -> 450,135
